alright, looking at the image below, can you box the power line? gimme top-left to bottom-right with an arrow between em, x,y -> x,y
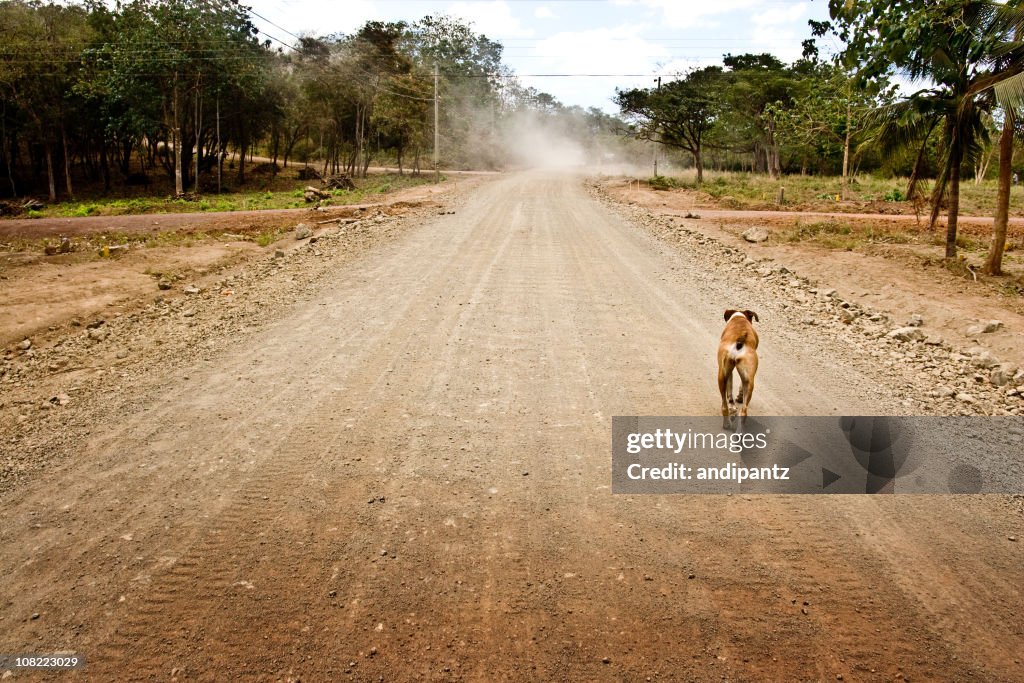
248,8 -> 303,43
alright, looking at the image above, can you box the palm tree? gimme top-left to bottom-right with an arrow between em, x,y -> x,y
981,107 -> 1015,275
973,11 -> 1024,275
836,0 -> 1023,258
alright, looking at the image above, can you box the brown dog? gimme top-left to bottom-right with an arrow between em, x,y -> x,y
718,309 -> 759,424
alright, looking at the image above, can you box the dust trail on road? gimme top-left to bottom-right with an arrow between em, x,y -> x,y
0,172 -> 1020,681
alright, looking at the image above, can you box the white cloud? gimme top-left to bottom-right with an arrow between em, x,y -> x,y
518,24 -> 670,109
749,2 -> 809,63
630,0 -> 765,30
656,58 -> 722,79
447,0 -> 534,38
530,24 -> 666,78
534,6 -> 557,20
752,3 -> 807,26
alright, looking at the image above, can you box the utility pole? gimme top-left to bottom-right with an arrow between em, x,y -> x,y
433,63 -> 440,183
653,76 -> 661,178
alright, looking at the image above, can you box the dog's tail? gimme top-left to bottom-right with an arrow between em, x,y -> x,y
734,331 -> 748,352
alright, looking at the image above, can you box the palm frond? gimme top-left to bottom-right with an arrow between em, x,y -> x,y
995,70 -> 1024,106
860,94 -> 944,158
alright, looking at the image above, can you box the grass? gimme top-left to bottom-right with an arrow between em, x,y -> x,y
1,225 -> 288,263
255,229 -> 284,247
21,172 -> 437,219
651,169 -> 1023,217
781,219 -> 918,251
648,175 -> 683,191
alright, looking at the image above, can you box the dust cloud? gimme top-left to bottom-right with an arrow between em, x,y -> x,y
500,111 -> 586,169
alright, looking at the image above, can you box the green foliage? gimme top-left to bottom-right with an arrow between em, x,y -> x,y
616,66 -> 725,182
255,230 -> 281,247
648,175 -> 681,191
718,54 -> 806,178
883,188 -> 905,202
681,170 -> 1012,216
3,4 -> 585,201
28,172 -> 432,218
826,0 -> 1024,256
0,1 -> 93,199
783,219 -> 916,250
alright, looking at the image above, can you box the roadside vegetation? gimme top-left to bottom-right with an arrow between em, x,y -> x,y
647,171 -> 1024,218
0,0 -> 642,216
1,0 -> 1023,281
615,1 -> 1024,274
33,172 -> 434,219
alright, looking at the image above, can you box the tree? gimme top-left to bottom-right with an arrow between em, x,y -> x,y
373,72 -> 431,174
978,11 -> 1024,274
828,0 -> 1021,258
786,26 -> 895,196
0,3 -> 639,196
983,109 -> 1015,274
720,53 -> 801,179
0,1 -> 93,200
615,66 -> 724,183
403,15 -> 509,168
92,0 -> 267,194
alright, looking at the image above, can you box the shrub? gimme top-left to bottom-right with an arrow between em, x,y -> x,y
648,175 -> 681,191
256,231 -> 278,247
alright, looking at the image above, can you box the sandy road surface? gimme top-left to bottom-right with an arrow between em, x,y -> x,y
1,172 -> 1022,681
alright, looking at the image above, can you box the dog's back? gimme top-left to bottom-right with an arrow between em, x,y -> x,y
718,309 -> 760,420
720,314 -> 759,354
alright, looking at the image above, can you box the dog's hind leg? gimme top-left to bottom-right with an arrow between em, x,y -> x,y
718,373 -> 729,417
719,358 -> 736,429
718,364 -> 732,420
736,364 -> 756,418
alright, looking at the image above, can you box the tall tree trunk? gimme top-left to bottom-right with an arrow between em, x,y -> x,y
236,142 -> 246,184
984,111 -> 1014,275
945,142 -> 963,258
100,138 -> 110,194
271,122 -> 280,168
61,123 -> 73,199
2,106 -> 16,197
355,105 -> 363,178
216,97 -> 222,193
44,142 -> 56,202
928,137 -> 953,233
841,101 -> 851,200
194,82 -> 201,193
173,83 -> 183,196
694,146 -> 703,184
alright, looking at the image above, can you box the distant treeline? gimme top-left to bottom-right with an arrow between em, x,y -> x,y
0,0 -> 632,201
615,0 -> 1024,269
616,51 -> 1016,184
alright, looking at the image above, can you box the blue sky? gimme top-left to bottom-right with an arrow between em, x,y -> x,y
247,0 -> 836,112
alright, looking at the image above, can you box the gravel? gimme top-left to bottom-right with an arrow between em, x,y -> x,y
0,202 -> 436,493
590,180 -> 1024,419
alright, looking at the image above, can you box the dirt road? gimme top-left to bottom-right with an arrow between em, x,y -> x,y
1,172 -> 1021,681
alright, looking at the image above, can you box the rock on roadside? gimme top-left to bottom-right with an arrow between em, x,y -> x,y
742,227 -> 769,243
